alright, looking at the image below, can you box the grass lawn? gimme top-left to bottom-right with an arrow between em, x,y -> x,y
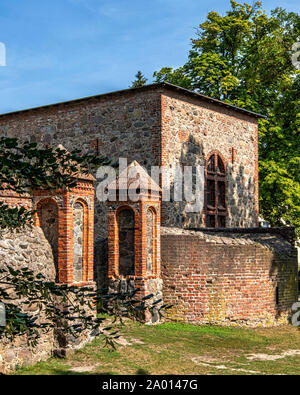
15,322 -> 300,375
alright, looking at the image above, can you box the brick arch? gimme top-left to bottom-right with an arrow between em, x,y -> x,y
35,198 -> 59,222
204,150 -> 228,228
115,204 -> 138,218
72,196 -> 89,209
35,198 -> 59,281
205,149 -> 227,172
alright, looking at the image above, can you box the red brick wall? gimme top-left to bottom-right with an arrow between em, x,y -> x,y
0,190 -> 32,209
33,179 -> 95,285
161,229 -> 298,326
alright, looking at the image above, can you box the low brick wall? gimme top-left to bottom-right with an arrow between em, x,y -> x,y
161,227 -> 298,326
0,190 -> 32,209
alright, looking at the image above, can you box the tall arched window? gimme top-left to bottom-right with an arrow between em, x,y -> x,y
205,153 -> 227,228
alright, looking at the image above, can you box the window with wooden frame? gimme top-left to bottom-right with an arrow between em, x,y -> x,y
205,153 -> 227,228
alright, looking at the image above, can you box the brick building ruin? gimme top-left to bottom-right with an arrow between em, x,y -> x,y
0,82 -> 298,370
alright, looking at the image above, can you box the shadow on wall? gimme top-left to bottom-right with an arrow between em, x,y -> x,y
227,164 -> 256,228
94,236 -> 108,289
162,134 -> 256,229
162,134 -> 205,228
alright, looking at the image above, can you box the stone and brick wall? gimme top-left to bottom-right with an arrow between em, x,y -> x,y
0,88 -> 162,242
0,84 -> 260,239
0,179 -> 96,372
161,227 -> 298,326
160,90 -> 259,229
33,179 -> 95,286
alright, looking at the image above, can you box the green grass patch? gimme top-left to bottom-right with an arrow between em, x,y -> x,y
14,322 -> 300,376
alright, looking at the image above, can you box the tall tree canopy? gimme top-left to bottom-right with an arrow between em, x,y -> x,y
154,1 -> 300,237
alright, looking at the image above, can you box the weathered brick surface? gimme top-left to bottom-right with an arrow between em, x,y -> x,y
161,228 -> 298,326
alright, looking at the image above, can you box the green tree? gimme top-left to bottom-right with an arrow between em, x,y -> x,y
130,70 -> 148,88
153,1 -> 300,237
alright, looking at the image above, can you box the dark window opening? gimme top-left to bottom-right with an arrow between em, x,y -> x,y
205,153 -> 227,228
207,180 -> 215,208
218,216 -> 226,228
118,209 -> 135,277
207,215 -> 216,228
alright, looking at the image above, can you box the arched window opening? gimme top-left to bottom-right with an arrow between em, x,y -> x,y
206,153 -> 227,228
146,209 -> 155,275
118,208 -> 135,277
38,201 -> 59,281
73,202 -> 84,283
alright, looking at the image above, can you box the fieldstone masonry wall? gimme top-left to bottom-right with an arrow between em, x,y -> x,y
160,91 -> 259,228
0,226 -> 56,373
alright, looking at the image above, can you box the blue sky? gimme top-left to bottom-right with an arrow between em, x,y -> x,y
0,0 -> 299,114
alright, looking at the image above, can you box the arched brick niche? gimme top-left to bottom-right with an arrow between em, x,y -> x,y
107,161 -> 162,309
33,174 -> 95,286
117,207 -> 135,277
36,198 -> 59,282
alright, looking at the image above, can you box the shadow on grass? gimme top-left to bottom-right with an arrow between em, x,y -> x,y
49,369 -> 149,375
136,368 -> 149,375
49,369 -> 115,376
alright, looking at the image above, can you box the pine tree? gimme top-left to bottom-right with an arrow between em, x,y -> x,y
130,71 -> 148,88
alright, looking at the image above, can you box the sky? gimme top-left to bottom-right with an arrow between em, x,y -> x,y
0,0 -> 299,114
